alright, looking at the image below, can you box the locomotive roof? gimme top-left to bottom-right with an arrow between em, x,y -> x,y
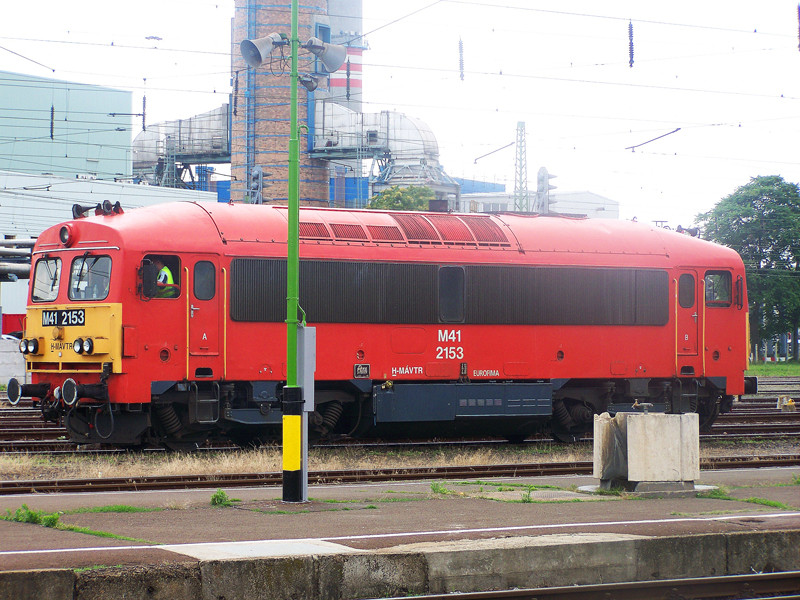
39,201 -> 742,269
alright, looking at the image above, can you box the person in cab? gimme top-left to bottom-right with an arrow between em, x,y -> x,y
153,256 -> 179,298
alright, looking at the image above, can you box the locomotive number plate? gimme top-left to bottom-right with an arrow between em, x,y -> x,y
41,309 -> 86,327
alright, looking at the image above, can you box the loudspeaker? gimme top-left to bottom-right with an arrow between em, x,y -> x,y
240,33 -> 284,68
304,37 -> 347,72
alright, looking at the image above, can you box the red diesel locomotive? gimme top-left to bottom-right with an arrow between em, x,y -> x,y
8,201 -> 753,447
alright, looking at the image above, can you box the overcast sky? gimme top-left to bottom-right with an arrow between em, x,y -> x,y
2,1 -> 800,227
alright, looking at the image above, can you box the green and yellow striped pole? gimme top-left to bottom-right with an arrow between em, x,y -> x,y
282,0 -> 304,503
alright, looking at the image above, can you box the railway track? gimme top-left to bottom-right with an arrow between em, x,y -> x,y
399,570 -> 800,600
1,376 -> 798,453
0,454 -> 797,496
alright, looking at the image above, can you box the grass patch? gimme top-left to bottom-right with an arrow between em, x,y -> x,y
73,565 -> 124,573
430,482 -> 450,495
699,486 -> 732,500
254,508 -> 311,515
454,479 -> 562,491
64,505 -> 163,515
671,510 -> 743,517
746,361 -> 800,377
60,524 -> 151,543
364,496 -> 426,503
740,497 -> 796,511
698,487 -> 797,511
2,504 -> 153,544
210,489 -> 240,507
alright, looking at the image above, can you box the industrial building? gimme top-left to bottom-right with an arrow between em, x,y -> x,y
0,72 -> 216,333
0,71 -> 133,180
0,1 -> 621,333
133,1 -> 617,216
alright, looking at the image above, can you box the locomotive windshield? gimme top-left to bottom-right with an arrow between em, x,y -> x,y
69,255 -> 111,301
31,257 -> 62,302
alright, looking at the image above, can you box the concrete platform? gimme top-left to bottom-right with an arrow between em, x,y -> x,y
0,466 -> 798,600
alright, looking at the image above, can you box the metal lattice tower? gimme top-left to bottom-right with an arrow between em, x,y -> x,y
513,122 -> 530,212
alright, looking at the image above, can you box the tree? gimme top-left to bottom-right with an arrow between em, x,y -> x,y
696,175 -> 800,360
367,185 -> 434,211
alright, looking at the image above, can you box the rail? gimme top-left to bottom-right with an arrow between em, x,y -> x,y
0,454 -> 797,495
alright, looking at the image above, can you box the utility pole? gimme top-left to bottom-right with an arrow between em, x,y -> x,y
513,122 -> 530,212
240,4 -> 346,503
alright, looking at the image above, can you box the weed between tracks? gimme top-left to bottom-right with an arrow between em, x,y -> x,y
0,443 -> 590,481
0,438 -> 796,482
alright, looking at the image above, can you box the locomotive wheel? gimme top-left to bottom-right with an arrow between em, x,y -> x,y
698,401 -> 720,432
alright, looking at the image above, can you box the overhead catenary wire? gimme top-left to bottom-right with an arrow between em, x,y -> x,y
2,1 -> 799,211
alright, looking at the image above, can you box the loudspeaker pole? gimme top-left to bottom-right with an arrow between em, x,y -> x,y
282,0 -> 303,503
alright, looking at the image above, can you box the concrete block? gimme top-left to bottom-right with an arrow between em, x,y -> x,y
594,412 -> 699,490
593,412 -> 628,480
75,564 -> 201,600
628,413 -> 699,482
0,569 -> 74,600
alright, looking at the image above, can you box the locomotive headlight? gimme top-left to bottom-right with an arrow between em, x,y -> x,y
73,338 -> 84,354
26,339 -> 39,354
18,339 -> 28,354
59,225 -> 73,246
82,338 -> 94,355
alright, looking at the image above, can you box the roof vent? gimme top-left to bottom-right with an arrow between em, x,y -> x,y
299,222 -> 330,239
330,223 -> 368,240
391,214 -> 440,243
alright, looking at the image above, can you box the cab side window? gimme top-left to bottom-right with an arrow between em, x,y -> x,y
705,271 -> 732,307
143,254 -> 181,299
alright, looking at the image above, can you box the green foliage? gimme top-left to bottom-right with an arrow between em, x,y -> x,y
210,488 -> 232,507
698,487 -> 732,500
696,176 -> 800,353
4,504 -> 60,527
66,505 -> 162,514
746,362 -> 800,376
41,513 -> 61,528
367,185 -> 435,211
740,496 -> 794,510
430,482 -> 450,495
699,486 -> 796,510
3,504 -> 151,542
